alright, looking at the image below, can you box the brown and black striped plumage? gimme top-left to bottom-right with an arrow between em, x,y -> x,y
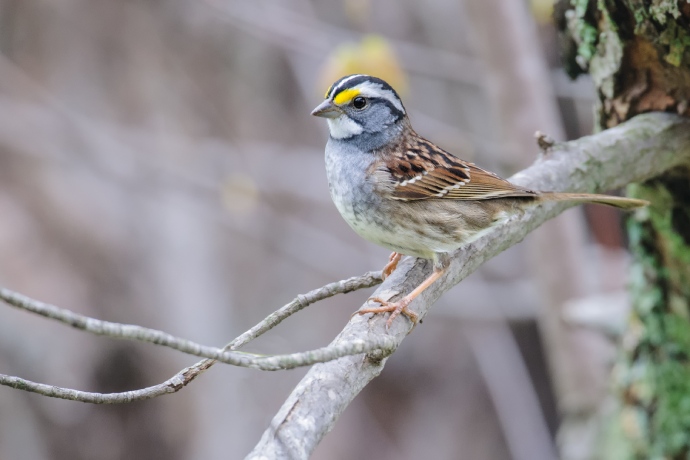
374,131 -> 538,201
370,127 -> 646,210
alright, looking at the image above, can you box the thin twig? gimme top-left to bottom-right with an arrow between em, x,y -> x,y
228,271 -> 383,349
0,271 -> 382,354
0,336 -> 396,403
0,271 -> 383,403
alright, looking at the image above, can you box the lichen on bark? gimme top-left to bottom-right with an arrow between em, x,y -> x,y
613,176 -> 690,458
556,0 -> 690,458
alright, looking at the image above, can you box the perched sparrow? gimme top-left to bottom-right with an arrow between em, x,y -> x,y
312,74 -> 648,328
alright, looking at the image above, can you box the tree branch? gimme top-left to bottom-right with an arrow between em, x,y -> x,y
0,271 -> 383,402
246,113 -> 690,459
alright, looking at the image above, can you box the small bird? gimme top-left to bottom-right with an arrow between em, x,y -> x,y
312,74 -> 648,329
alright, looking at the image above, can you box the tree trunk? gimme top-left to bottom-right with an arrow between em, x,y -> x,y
556,1 -> 690,458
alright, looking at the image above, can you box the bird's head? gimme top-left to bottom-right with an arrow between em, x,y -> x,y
312,74 -> 407,140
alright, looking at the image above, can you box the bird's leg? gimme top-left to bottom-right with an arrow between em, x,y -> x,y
382,252 -> 402,279
360,265 -> 447,329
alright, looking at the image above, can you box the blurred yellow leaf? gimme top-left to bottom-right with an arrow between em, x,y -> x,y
318,35 -> 408,97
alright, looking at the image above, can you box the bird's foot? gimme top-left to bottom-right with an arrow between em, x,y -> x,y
358,296 -> 418,329
381,252 -> 402,280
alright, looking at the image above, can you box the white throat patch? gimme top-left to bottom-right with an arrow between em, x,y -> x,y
327,115 -> 364,139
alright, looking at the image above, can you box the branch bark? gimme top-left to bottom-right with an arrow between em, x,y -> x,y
246,112 -> 690,459
0,272 -> 383,402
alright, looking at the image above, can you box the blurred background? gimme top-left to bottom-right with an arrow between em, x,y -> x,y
0,0 -> 633,459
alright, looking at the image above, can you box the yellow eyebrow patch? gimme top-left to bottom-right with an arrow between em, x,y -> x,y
333,88 -> 361,105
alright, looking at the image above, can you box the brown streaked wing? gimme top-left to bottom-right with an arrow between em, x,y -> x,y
382,136 -> 537,201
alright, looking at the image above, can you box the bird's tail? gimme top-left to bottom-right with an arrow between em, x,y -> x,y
539,192 -> 649,210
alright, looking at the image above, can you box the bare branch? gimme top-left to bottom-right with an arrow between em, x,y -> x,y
0,271 -> 383,402
0,271 -> 382,354
228,271 -> 383,349
246,113 -> 690,459
0,336 -> 396,403
0,367 -> 196,404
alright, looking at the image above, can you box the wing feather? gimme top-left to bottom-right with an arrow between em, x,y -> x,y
377,135 -> 537,201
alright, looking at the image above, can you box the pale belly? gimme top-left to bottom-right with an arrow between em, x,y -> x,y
333,195 -> 438,259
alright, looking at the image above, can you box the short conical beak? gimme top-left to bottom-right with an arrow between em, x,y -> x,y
311,100 -> 342,119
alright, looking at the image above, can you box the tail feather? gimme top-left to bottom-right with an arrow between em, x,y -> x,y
539,192 -> 649,210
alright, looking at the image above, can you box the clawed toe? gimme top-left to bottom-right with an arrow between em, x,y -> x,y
355,264 -> 446,329
381,252 -> 402,280
358,296 -> 418,329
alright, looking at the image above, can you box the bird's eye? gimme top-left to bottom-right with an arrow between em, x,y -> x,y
352,96 -> 367,109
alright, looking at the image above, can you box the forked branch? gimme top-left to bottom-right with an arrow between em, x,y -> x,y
0,272 -> 383,402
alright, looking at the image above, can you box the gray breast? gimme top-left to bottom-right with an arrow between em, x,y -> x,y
324,138 -> 377,227
324,139 -> 435,259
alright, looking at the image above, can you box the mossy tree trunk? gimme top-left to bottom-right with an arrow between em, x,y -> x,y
556,1 -> 690,458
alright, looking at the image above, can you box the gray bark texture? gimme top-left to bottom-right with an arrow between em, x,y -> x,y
246,113 -> 690,460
